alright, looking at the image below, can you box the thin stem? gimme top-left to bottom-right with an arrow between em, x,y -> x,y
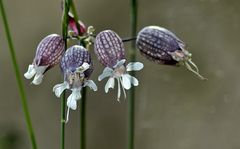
0,1 -> 37,149
80,88 -> 86,149
61,0 -> 70,149
122,37 -> 137,42
60,92 -> 66,149
68,2 -> 88,148
128,0 -> 138,149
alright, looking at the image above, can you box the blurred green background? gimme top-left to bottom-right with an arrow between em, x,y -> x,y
1,0 -> 240,148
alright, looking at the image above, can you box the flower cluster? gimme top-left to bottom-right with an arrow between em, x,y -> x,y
25,22 -> 205,121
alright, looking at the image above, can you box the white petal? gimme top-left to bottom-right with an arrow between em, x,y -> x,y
84,80 -> 97,91
67,88 -> 81,110
121,74 -> 131,90
24,64 -> 36,79
104,77 -> 115,93
67,97 -> 77,110
53,82 -> 69,97
32,73 -> 44,85
126,62 -> 144,71
113,59 -> 126,68
31,65 -> 48,85
76,62 -> 90,73
128,74 -> 139,86
98,67 -> 113,81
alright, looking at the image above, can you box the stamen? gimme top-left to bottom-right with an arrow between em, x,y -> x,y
184,61 -> 207,80
65,107 -> 70,123
188,59 -> 199,73
117,78 -> 121,102
119,77 -> 127,99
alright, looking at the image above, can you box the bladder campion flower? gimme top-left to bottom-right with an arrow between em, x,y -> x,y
136,26 -> 206,80
94,30 -> 144,101
24,34 -> 65,85
53,45 -> 97,122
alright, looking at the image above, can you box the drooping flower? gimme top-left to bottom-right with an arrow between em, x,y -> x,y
24,34 -> 65,85
136,26 -> 206,80
94,30 -> 144,101
53,45 -> 97,122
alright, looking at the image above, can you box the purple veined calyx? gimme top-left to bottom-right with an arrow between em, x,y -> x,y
53,45 -> 97,122
24,34 -> 65,85
94,30 -> 144,101
136,26 -> 206,80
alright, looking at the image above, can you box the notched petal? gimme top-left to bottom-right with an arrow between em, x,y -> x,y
67,97 -> 77,110
128,75 -> 139,86
24,65 -> 36,79
126,62 -> 144,71
84,80 -> 98,91
113,59 -> 126,68
53,82 -> 69,97
98,67 -> 113,81
121,74 -> 131,90
32,73 -> 44,85
67,88 -> 82,110
105,77 -> 115,93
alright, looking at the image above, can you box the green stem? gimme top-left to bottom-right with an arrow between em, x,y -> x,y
80,88 -> 86,149
0,1 -> 37,149
60,92 -> 66,149
128,0 -> 137,149
68,2 -> 88,148
61,0 -> 70,149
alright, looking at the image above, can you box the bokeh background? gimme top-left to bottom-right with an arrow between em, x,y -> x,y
1,0 -> 240,148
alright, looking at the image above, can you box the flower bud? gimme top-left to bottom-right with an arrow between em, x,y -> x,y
68,12 -> 86,36
94,30 -> 144,101
24,34 -> 65,85
53,45 -> 97,122
136,26 -> 206,80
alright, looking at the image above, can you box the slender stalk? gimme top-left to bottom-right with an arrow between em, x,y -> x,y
60,92 -> 66,149
122,37 -> 137,42
0,1 -> 37,149
80,88 -> 86,149
61,0 -> 70,149
128,0 -> 138,149
68,1 -> 88,148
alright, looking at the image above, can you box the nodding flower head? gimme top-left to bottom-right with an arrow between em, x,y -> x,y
24,34 -> 65,85
94,30 -> 144,101
68,12 -> 86,36
53,45 -> 97,122
136,26 -> 206,80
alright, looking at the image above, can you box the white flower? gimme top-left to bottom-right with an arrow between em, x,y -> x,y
53,62 -> 97,122
98,59 -> 143,101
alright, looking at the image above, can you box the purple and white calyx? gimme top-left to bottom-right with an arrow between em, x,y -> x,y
94,30 -> 144,101
24,34 -> 65,85
53,45 -> 97,122
136,26 -> 206,80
